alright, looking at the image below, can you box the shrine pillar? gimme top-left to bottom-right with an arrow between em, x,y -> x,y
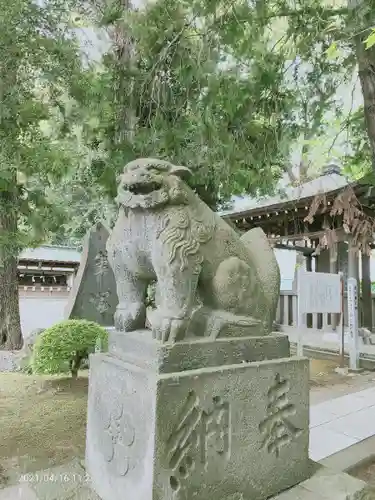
305,255 -> 312,272
315,249 -> 329,273
329,243 -> 339,330
361,250 -> 373,330
338,241 -> 349,286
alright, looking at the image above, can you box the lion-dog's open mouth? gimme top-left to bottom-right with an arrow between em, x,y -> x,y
127,181 -> 162,195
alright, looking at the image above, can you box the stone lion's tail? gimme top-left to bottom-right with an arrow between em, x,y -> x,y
240,228 -> 280,331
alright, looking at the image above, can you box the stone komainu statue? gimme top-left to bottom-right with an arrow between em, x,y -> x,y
107,158 -> 280,343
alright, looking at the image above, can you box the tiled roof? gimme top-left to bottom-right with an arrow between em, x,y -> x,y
219,172 -> 350,218
19,245 -> 81,263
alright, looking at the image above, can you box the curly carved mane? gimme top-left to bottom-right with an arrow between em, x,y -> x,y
157,206 -> 216,273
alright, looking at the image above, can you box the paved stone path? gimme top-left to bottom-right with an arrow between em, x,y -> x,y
310,386 -> 375,462
2,386 -> 375,499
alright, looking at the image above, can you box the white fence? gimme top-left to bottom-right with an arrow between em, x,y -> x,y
276,290 -> 374,332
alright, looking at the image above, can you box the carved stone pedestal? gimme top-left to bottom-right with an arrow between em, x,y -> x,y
86,331 -> 312,500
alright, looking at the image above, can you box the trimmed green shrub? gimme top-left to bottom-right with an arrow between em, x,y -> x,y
32,319 -> 108,378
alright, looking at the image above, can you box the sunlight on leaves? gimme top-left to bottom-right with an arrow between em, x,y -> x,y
68,12 -> 89,28
365,29 -> 375,50
325,42 -> 339,60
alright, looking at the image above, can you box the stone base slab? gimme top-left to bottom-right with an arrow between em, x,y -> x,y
86,353 -> 310,500
108,330 -> 290,373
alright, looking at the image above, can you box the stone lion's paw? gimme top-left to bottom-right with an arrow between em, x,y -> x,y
153,317 -> 189,343
114,303 -> 146,332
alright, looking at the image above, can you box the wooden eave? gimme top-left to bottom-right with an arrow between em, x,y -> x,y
221,180 -> 372,222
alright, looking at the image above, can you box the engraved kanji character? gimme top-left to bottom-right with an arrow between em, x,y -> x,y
259,373 -> 302,457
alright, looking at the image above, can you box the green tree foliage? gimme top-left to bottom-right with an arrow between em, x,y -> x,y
46,0 -> 375,222
0,0 -> 90,348
81,0 -> 302,208
365,27 -> 375,48
309,0 -> 375,175
0,0 -> 86,248
32,319 -> 108,378
79,0 -> 373,196
343,108 -> 372,179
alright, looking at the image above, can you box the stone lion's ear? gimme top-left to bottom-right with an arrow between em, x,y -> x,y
170,165 -> 192,179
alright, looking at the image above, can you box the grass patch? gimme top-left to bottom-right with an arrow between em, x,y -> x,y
0,372 -> 88,485
348,455 -> 375,486
309,358 -> 348,387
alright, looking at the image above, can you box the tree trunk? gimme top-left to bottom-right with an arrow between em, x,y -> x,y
356,44 -> 375,171
349,0 -> 375,171
70,351 -> 85,378
109,0 -> 136,145
283,164 -> 298,185
0,190 -> 23,350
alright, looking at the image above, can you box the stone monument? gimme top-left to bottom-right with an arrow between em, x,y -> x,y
86,158 -> 312,500
65,222 -> 118,327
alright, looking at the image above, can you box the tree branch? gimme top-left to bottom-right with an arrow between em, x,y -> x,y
261,7 -> 349,21
283,163 -> 298,184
